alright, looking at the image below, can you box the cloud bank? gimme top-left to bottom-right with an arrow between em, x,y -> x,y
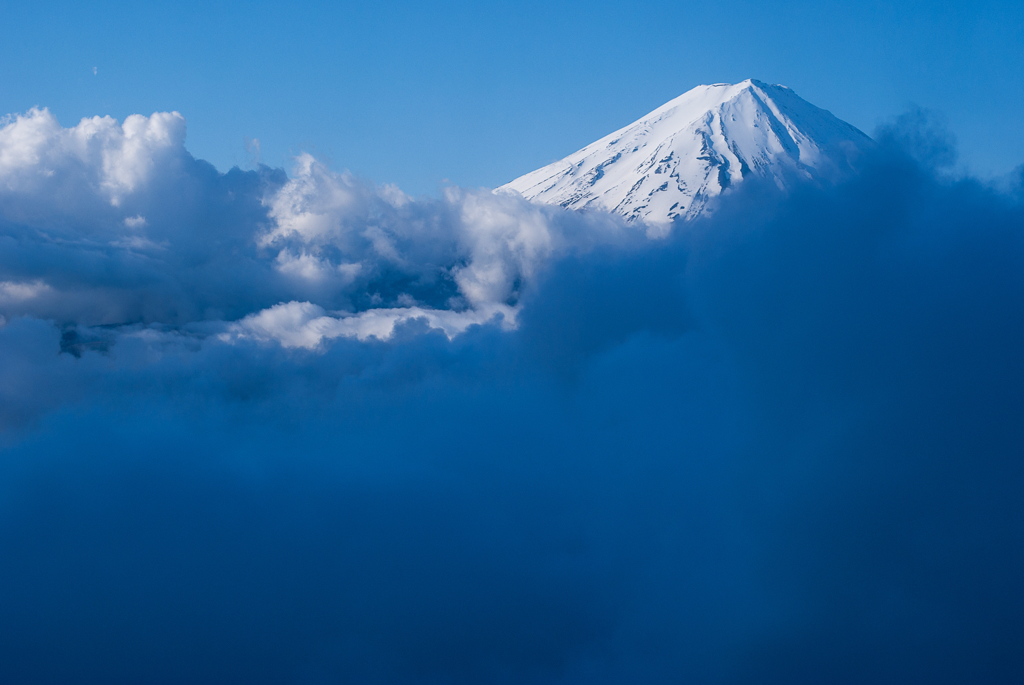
0,108 -> 627,341
1,108 -> 1023,684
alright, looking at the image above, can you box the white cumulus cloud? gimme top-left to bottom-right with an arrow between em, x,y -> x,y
0,107 -> 633,340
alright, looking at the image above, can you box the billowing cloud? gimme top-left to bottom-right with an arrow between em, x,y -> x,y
0,108 -> 1023,684
0,111 -> 628,336
0,107 -> 186,209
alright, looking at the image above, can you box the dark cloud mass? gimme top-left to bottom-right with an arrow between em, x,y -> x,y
1,108 -> 1023,684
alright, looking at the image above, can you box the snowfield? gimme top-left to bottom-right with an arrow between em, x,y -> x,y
501,80 -> 873,233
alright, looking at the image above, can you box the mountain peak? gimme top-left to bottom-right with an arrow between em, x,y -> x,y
500,80 -> 872,232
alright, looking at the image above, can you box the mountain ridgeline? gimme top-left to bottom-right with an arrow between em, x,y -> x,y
501,79 -> 873,231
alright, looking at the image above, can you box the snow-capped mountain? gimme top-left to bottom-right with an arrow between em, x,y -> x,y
500,79 -> 872,230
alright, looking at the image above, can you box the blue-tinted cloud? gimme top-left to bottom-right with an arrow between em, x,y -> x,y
0,108 -> 630,338
1,110 -> 1023,684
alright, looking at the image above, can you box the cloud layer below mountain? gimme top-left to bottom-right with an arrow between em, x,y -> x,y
1,107 -> 1023,684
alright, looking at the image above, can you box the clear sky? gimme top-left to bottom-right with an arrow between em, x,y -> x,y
3,0 -> 1022,195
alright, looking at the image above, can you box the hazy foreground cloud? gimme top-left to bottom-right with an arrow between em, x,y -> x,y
1,109 -> 1023,684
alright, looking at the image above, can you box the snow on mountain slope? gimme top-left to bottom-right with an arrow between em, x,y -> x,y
500,80 -> 872,232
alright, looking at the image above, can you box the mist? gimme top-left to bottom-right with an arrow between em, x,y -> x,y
1,108 -> 1023,683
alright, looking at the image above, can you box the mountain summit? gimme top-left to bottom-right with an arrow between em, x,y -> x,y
500,79 -> 872,230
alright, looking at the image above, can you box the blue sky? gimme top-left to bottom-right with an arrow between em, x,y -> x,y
3,0 -> 1022,194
